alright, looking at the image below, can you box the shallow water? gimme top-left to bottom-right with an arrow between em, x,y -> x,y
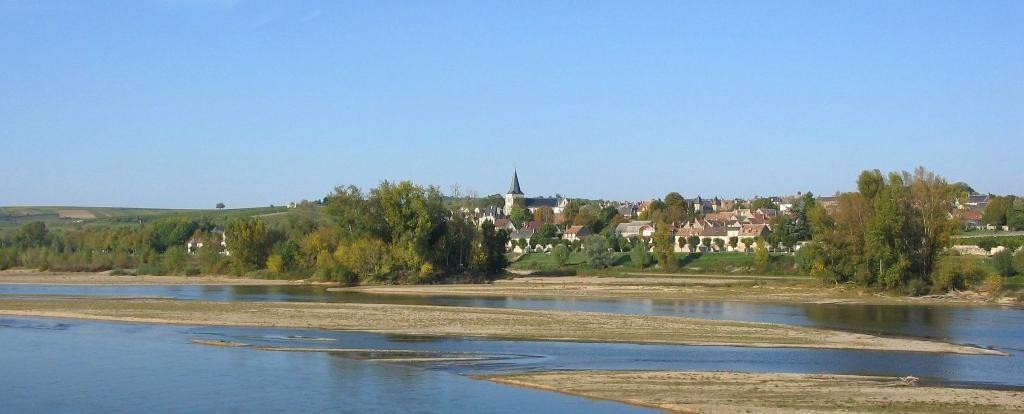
2,283 -> 1023,406
0,317 -> 650,413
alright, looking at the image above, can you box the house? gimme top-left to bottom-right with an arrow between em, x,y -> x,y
187,229 -> 229,256
960,210 -> 984,230
817,196 -> 839,212
563,225 -> 591,241
614,220 -> 655,238
963,194 -> 991,209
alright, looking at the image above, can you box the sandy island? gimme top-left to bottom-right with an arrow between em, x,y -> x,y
480,371 -> 1024,414
0,297 -> 1003,355
334,276 -> 1015,306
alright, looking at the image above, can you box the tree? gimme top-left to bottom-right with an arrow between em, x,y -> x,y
750,198 -> 779,211
225,218 -> 272,273
583,235 -> 611,268
728,236 -> 739,250
1016,248 -> 1024,275
768,215 -> 799,252
533,205 -> 555,224
653,222 -> 676,271
857,169 -> 885,200
508,204 -> 533,228
335,237 -> 394,283
713,238 -> 725,251
754,239 -> 770,269
983,196 -> 1016,228
145,217 -> 198,253
687,235 -> 700,253
630,238 -> 650,268
992,250 -> 1017,277
551,244 -> 570,267
701,237 -> 712,250
472,221 -> 509,277
216,203 -> 225,209
15,221 -> 48,248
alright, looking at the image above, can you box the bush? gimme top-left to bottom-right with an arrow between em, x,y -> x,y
551,244 -> 569,267
978,274 -> 1004,296
109,268 -> 136,276
1016,249 -> 1024,275
184,267 -> 201,276
992,250 -> 1017,277
903,278 -> 930,296
137,263 -> 162,276
931,255 -> 989,293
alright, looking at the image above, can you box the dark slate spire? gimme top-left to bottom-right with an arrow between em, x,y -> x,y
508,169 -> 523,195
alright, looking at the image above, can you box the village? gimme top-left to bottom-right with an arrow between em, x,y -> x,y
455,170 -> 1015,258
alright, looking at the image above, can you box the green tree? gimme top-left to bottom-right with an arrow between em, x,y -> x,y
508,204 -> 533,228
1016,248 -> 1024,275
701,237 -> 712,250
728,236 -> 739,250
630,239 -> 650,269
653,223 -> 676,271
754,239 -> 771,269
472,221 -> 509,277
583,234 -> 611,268
225,218 -> 272,273
983,196 -> 1015,227
144,217 -> 198,253
687,235 -> 700,253
714,238 -> 725,251
551,244 -> 570,267
992,250 -> 1017,277
216,202 -> 225,209
15,221 -> 48,248
857,169 -> 885,200
750,198 -> 779,211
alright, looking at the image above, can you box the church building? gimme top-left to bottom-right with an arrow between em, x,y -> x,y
503,170 -> 569,215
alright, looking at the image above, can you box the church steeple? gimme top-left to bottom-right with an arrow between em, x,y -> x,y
507,169 -> 523,195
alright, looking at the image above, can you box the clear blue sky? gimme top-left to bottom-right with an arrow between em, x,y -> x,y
2,1 -> 1021,208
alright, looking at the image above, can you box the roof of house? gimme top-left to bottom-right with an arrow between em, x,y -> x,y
615,220 -> 653,235
526,197 -> 561,208
966,194 -> 991,204
565,225 -> 589,235
739,224 -> 770,237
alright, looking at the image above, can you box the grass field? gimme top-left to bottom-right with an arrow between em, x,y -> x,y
0,205 -> 289,230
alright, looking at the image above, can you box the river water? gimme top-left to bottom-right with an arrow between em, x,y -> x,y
2,284 -> 1023,412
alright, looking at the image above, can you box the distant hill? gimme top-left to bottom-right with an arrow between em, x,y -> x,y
0,206 -> 289,230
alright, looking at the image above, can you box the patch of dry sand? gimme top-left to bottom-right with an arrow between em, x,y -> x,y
480,371 -> 1024,414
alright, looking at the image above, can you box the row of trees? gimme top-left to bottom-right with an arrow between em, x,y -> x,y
0,181 -> 511,284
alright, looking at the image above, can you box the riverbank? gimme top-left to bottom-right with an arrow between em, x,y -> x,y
0,270 -> 301,286
480,371 -> 1024,413
335,276 -> 1016,307
0,297 -> 1002,355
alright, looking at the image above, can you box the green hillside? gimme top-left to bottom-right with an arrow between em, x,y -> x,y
0,206 -> 289,230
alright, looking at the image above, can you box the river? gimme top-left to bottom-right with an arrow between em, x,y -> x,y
1,284 -> 1022,412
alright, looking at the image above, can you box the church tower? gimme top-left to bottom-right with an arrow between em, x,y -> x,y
504,169 -> 525,215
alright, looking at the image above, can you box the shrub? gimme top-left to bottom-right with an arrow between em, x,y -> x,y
137,263 -> 162,276
992,250 -> 1017,277
109,268 -> 136,276
1016,248 -> 1024,275
184,267 -> 201,276
978,274 -> 1004,296
931,255 -> 989,293
903,278 -> 930,296
551,244 -> 569,267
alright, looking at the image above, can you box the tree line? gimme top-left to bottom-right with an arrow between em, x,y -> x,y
0,181 -> 509,284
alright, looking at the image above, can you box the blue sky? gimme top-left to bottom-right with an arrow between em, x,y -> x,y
1,1 -> 1021,208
